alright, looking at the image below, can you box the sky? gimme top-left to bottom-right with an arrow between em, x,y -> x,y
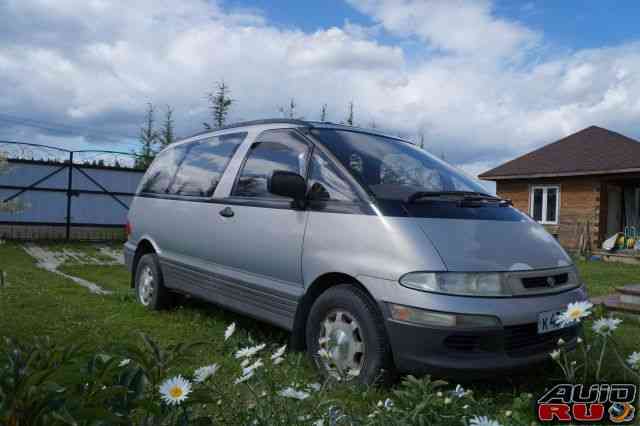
2,0 -> 640,190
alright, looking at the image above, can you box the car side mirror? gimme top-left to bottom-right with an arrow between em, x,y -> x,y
269,170 -> 307,209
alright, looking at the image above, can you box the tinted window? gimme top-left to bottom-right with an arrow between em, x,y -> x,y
170,133 -> 246,197
308,150 -> 358,202
233,131 -> 309,198
139,144 -> 188,194
311,129 -> 489,200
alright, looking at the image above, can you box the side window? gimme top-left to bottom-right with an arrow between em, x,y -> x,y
308,150 -> 359,202
232,131 -> 309,198
139,144 -> 188,194
169,132 -> 246,197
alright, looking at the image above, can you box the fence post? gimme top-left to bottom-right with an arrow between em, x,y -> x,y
65,151 -> 74,240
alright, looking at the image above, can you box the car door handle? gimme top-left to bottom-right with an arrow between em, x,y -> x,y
219,207 -> 234,218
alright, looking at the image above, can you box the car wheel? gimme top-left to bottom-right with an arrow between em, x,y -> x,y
306,284 -> 393,385
135,254 -> 172,310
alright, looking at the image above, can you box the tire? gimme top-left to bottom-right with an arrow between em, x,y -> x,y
306,284 -> 393,385
135,253 -> 173,310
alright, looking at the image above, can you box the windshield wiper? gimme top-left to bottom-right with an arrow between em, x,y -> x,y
407,191 -> 511,207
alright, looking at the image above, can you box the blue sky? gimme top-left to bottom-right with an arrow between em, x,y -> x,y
2,0 -> 640,186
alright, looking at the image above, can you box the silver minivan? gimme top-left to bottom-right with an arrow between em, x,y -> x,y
125,119 -> 588,383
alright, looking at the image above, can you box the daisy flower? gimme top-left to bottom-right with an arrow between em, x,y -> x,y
234,370 -> 255,384
224,322 -> 236,341
193,364 -> 219,383
592,317 -> 622,336
159,375 -> 192,406
119,358 -> 131,367
451,384 -> 467,398
555,301 -> 593,327
271,344 -> 287,360
627,352 -> 640,370
469,415 -> 503,426
242,359 -> 264,375
273,357 -> 285,365
235,343 -> 266,359
278,387 -> 310,400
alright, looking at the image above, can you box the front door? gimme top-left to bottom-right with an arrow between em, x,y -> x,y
607,184 -> 622,237
212,129 -> 311,328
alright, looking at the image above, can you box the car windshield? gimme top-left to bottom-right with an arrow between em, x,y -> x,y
311,129 -> 489,201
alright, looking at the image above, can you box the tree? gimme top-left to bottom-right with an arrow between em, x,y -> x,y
320,104 -> 327,122
159,105 -> 176,148
279,98 -> 303,119
346,101 -> 354,126
418,132 -> 425,149
205,81 -> 233,129
135,103 -> 159,169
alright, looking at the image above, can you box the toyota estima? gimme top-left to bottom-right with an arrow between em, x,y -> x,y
125,119 -> 588,383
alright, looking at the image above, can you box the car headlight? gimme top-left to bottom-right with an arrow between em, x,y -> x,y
399,272 -> 511,297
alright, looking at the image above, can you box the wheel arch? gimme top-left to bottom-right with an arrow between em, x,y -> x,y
130,238 -> 158,288
290,272 -> 377,351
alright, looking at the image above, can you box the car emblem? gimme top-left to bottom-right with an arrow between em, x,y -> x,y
546,276 -> 556,287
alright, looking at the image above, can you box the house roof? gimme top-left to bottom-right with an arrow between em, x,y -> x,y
480,126 -> 640,180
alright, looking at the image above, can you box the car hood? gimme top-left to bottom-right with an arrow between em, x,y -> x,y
416,218 -> 572,272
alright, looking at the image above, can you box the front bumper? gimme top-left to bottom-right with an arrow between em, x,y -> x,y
369,282 -> 588,377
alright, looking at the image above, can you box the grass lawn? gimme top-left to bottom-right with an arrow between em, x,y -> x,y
1,241 -> 639,424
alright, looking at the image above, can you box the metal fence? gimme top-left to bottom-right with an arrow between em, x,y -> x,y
0,141 -> 145,240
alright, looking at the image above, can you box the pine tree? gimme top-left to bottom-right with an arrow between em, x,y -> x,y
160,105 -> 176,148
418,133 -> 425,149
320,104 -> 327,122
135,103 -> 158,169
206,81 -> 233,129
279,98 -> 298,119
346,101 -> 354,126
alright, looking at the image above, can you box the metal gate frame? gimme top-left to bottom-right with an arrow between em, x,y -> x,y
0,141 -> 144,240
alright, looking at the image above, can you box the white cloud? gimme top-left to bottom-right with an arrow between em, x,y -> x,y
1,0 -> 640,180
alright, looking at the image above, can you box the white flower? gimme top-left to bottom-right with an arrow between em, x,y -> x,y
469,415 -> 502,426
273,357 -> 285,365
307,382 -> 321,392
627,352 -> 640,370
159,375 -> 192,406
592,317 -> 622,336
235,343 -> 266,359
444,397 -> 452,405
436,391 -> 443,397
557,338 -> 565,346
452,384 -> 467,398
462,404 -> 469,410
224,322 -> 236,341
119,358 -> 131,367
242,359 -> 264,375
577,337 -> 583,344
193,364 -> 219,383
312,420 -> 324,426
271,344 -> 287,360
505,410 -> 512,417
240,358 -> 251,368
550,349 -> 561,360
318,348 -> 331,359
278,387 -> 310,400
234,370 -> 255,384
556,301 -> 593,327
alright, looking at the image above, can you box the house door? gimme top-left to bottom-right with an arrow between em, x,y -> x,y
607,184 -> 622,237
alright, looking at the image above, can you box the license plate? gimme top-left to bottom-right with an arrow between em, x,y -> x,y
537,310 -> 566,334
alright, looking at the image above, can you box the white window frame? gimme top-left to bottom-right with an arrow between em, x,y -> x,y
529,185 -> 560,225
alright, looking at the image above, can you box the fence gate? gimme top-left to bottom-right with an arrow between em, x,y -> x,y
0,141 -> 145,240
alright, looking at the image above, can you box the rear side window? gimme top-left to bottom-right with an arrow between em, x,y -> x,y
138,144 -> 188,194
170,132 -> 246,197
232,130 -> 309,198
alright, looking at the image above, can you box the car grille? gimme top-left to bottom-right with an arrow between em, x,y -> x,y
521,273 -> 569,289
504,323 -> 578,357
443,323 -> 578,357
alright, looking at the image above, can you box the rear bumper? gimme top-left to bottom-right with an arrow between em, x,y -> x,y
123,241 -> 136,273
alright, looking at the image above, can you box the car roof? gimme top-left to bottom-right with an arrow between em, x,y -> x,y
181,118 -> 408,143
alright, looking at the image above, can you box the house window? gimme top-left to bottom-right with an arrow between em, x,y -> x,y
530,185 -> 560,224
